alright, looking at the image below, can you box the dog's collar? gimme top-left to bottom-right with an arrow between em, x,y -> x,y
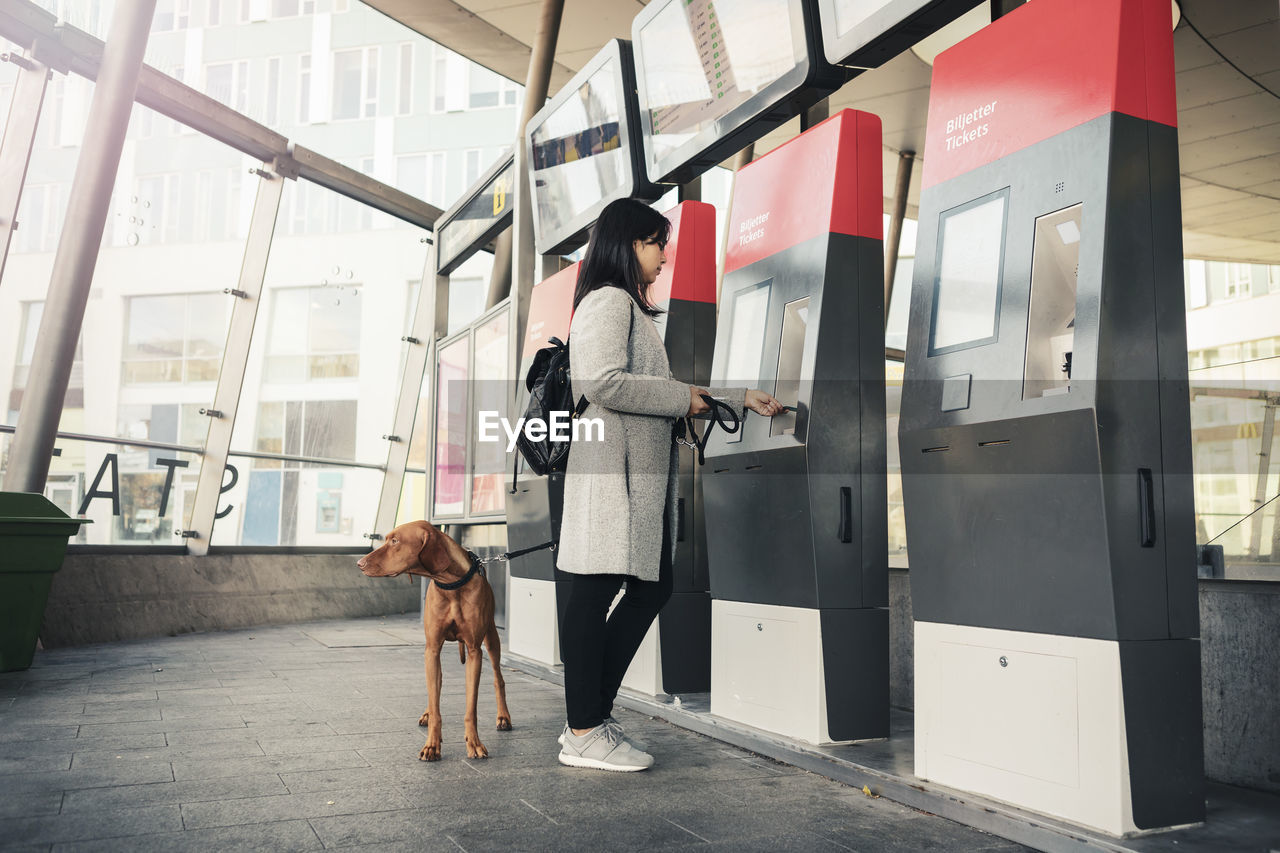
432,551 -> 483,590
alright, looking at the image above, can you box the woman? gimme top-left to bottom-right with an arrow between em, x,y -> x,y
556,198 -> 783,771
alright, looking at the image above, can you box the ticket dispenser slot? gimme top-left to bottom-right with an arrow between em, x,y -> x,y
1023,204 -> 1082,400
771,296 -> 810,437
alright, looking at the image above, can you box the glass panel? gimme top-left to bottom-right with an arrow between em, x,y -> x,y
1189,354 -> 1280,581
469,310 -> 510,515
215,456 -> 384,546
434,336 -> 470,518
886,359 -> 908,568
1023,204 -> 1082,399
770,296 -> 808,437
0,435 -> 201,546
396,365 -> 432,528
229,177 -> 429,484
930,190 -> 1008,355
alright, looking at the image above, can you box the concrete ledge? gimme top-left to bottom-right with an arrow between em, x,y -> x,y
39,552 -> 419,647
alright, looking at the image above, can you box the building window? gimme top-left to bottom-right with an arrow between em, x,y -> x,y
1225,263 -> 1252,300
204,60 -> 249,113
397,43 -> 413,115
152,0 -> 191,31
332,47 -> 379,121
468,65 -> 500,109
298,54 -> 311,124
431,46 -> 466,112
208,0 -> 221,26
265,286 -> 363,382
265,57 -> 281,125
13,184 -> 66,254
122,293 -> 229,384
465,149 -> 482,188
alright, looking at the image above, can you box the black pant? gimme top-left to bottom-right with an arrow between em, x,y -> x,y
560,509 -> 673,730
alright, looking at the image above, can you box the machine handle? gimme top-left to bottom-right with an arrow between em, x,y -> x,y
676,497 -> 686,543
1138,468 -> 1156,548
838,487 -> 852,543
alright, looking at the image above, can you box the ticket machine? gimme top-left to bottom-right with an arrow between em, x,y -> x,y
703,109 -> 887,744
898,0 -> 1202,835
507,202 -> 719,697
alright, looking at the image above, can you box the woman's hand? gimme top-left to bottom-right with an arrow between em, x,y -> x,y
687,386 -> 712,416
745,389 -> 785,417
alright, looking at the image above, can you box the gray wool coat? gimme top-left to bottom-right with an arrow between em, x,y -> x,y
558,285 -> 745,582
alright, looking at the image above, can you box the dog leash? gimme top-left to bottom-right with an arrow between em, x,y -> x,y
470,540 -> 557,568
674,394 -> 742,466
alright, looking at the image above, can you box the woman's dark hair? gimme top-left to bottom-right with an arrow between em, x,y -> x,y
573,198 -> 671,316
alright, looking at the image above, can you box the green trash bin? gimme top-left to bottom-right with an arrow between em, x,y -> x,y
0,492 -> 91,672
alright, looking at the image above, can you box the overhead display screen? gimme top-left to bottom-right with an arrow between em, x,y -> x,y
817,0 -> 984,68
633,0 -> 843,185
526,40 -> 656,255
437,151 -> 514,276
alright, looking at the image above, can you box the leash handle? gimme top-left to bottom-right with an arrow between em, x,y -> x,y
676,395 -> 742,465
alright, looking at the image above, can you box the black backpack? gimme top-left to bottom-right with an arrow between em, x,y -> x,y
512,337 -> 588,479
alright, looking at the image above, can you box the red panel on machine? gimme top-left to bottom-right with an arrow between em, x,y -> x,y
650,201 -> 717,307
923,0 -> 1177,189
724,109 -> 883,275
521,262 -> 580,361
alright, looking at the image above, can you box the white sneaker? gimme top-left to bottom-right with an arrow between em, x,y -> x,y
558,722 -> 654,772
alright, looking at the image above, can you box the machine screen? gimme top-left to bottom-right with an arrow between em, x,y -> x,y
725,279 -> 772,384
469,311 -> 510,514
635,0 -> 807,182
434,335 -> 470,518
529,57 -> 629,252
929,190 -> 1008,355
771,296 -> 809,436
437,156 -> 514,275
1023,204 -> 1082,399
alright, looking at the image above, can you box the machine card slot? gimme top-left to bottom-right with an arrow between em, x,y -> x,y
978,439 -> 1011,447
922,445 -> 951,453
838,486 -> 852,543
1138,468 -> 1156,547
713,468 -> 730,474
745,465 -> 763,471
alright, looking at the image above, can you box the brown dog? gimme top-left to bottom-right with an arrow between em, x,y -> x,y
358,521 -> 512,760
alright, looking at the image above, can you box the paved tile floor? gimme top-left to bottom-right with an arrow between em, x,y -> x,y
0,614 -> 1030,852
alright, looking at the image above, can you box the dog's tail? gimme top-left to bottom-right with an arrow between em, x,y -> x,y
458,641 -> 466,664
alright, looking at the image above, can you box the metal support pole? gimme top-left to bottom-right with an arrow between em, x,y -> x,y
679,177 -> 702,203
990,0 -> 1026,19
801,98 -> 829,132
1249,401 -> 1276,558
715,144 -> 754,314
3,0 -> 156,495
0,47 -> 54,286
185,163 -> 287,554
884,149 -> 915,325
488,0 -> 565,313
372,242 -> 441,536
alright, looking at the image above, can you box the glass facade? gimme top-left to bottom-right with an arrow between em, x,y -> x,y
0,0 -> 1276,587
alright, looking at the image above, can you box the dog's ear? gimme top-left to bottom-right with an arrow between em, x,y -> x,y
416,522 -> 454,577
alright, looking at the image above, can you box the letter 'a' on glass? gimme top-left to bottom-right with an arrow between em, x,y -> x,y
1023,203 -> 1083,400
928,189 -> 1010,356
